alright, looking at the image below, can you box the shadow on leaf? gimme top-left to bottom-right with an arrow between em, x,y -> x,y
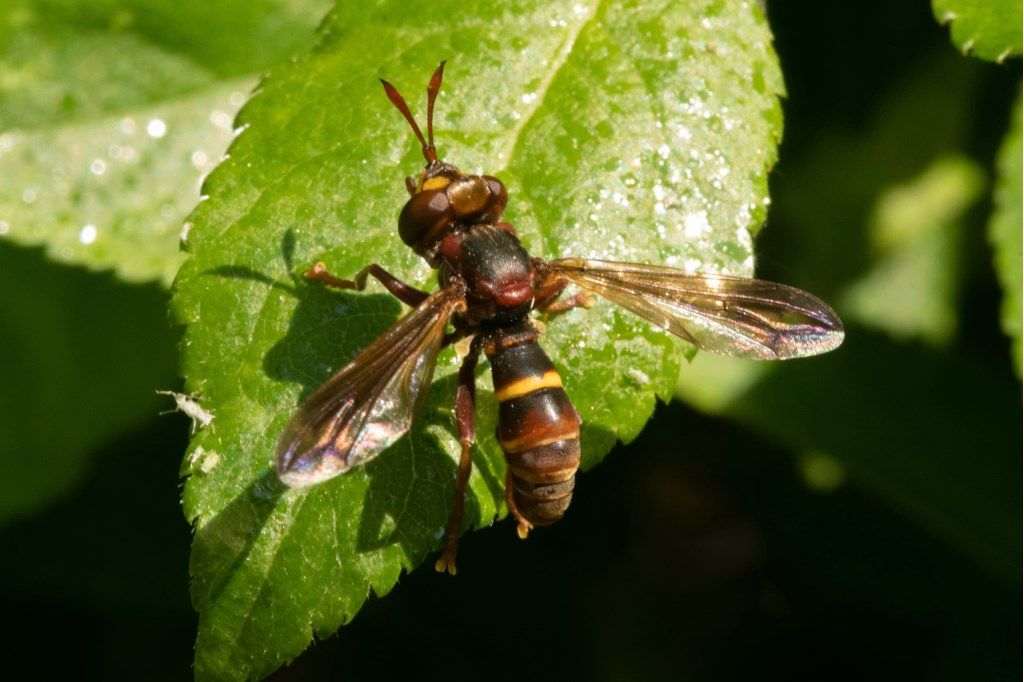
257,267 -> 505,572
190,468 -> 288,609
201,228 -> 302,294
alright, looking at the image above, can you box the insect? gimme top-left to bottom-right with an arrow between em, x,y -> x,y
275,63 -> 844,574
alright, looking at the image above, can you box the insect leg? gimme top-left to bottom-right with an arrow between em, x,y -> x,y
435,336 -> 482,575
532,272 -> 596,316
538,290 -> 596,315
504,467 -> 534,539
304,261 -> 429,307
532,274 -> 568,310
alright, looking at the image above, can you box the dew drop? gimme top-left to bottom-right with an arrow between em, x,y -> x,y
209,110 -> 233,130
146,118 -> 167,138
90,159 -> 106,175
22,188 -> 37,204
0,220 -> 9,235
79,224 -> 97,244
191,150 -> 208,168
683,210 -> 711,238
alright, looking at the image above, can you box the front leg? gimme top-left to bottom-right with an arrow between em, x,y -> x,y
435,335 -> 483,575
304,261 -> 430,308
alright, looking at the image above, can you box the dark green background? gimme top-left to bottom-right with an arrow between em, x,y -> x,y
0,2 -> 1019,680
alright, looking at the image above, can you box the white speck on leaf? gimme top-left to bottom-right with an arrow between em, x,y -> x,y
158,390 -> 214,430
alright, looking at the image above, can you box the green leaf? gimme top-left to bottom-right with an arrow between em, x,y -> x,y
989,91 -> 1022,376
0,241 -> 177,525
842,155 -> 984,344
932,0 -> 1022,62
171,0 -> 784,677
0,0 -> 330,285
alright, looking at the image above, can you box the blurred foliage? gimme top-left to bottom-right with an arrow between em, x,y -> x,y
843,155 -> 984,345
989,91 -> 1022,375
0,0 -> 329,284
0,241 -> 177,524
678,4 -> 1022,585
932,0 -> 1022,62
170,0 -> 785,676
0,0 -> 1018,680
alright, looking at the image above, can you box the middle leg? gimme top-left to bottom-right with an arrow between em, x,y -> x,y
532,274 -> 595,316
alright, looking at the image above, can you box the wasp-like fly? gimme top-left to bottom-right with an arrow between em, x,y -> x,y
276,63 -> 843,574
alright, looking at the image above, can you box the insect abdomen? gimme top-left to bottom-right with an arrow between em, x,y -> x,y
486,328 -> 582,528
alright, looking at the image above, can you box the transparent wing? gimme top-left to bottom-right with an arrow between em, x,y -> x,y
276,286 -> 464,487
544,258 -> 844,360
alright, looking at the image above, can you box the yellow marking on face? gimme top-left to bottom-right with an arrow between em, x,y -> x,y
421,176 -> 451,192
499,431 -> 579,455
495,370 -> 563,402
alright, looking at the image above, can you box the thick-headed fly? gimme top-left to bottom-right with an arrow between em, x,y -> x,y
275,63 -> 843,574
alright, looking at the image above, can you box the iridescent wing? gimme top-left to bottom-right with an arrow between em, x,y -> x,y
543,258 -> 843,360
276,285 -> 464,487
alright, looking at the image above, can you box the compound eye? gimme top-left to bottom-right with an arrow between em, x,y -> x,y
398,189 -> 453,247
482,176 -> 507,206
447,175 -> 491,217
405,176 -> 417,196
481,175 -> 508,221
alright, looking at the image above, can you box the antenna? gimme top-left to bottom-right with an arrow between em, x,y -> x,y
426,61 -> 446,150
380,61 -> 447,164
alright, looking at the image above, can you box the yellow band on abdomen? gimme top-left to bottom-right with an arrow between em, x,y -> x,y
495,370 -> 563,402
499,431 -> 579,455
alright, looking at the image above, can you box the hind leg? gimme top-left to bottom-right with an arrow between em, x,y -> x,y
435,337 -> 482,575
504,468 -> 534,540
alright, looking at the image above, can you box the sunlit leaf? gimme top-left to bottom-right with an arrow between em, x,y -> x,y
932,0 -> 1022,62
170,0 -> 785,677
0,0 -> 330,284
